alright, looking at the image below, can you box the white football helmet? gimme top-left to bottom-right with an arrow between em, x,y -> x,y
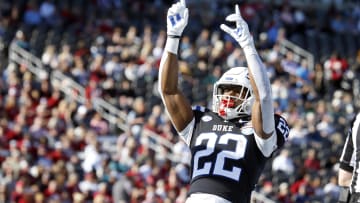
212,67 -> 254,120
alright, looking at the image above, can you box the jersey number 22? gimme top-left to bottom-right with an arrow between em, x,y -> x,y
192,132 -> 247,181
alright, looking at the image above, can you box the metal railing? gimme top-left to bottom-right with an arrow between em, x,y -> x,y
249,0 -> 358,9
9,42 -> 47,80
8,42 -> 128,131
8,42 -> 177,159
51,70 -> 86,103
279,38 -> 315,72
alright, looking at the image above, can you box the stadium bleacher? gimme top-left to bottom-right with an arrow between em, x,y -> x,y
0,0 -> 360,202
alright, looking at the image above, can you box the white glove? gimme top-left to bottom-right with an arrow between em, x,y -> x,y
167,0 -> 188,37
220,5 -> 255,51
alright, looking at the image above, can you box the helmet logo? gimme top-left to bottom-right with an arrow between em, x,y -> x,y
201,115 -> 212,122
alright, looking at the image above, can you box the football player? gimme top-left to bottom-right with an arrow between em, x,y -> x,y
338,113 -> 360,203
158,1 -> 289,202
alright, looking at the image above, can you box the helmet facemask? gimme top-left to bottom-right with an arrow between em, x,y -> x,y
212,67 -> 254,120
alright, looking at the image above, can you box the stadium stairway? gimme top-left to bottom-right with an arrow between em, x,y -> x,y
287,31 -> 360,63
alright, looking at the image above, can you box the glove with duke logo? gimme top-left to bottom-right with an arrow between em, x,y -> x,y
167,0 -> 188,38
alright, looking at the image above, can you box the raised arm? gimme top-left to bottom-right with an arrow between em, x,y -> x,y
220,5 -> 275,139
158,0 -> 193,132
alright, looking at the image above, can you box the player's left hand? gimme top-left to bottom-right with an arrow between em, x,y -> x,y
220,5 -> 254,50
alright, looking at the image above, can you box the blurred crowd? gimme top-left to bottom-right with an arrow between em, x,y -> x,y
0,0 -> 360,203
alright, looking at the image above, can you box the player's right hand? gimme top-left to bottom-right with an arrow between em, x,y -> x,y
166,0 -> 188,37
220,4 -> 254,50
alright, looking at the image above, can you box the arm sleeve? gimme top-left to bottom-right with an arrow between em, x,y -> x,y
246,52 -> 275,134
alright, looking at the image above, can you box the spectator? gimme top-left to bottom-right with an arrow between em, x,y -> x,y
324,52 -> 348,90
89,112 -> 109,135
281,51 -> 299,76
272,149 -> 295,175
81,133 -> 102,173
304,148 -> 321,171
324,175 -> 340,199
39,0 -> 58,26
41,45 -> 58,68
277,182 -> 292,203
23,1 -> 41,26
78,172 -> 98,197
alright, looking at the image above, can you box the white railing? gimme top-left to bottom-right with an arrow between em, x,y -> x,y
279,38 -> 315,71
142,128 -> 179,162
9,41 -> 177,145
8,42 -> 176,159
9,42 -> 47,79
9,42 -> 128,131
51,70 -> 86,104
92,97 -> 128,131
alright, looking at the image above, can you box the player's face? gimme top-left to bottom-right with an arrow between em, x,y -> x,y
221,85 -> 248,105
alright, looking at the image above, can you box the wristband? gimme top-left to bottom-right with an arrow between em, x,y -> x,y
165,37 -> 180,54
168,35 -> 181,39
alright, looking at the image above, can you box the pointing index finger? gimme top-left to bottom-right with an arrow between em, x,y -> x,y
235,4 -> 240,16
180,0 -> 186,7
235,4 -> 242,27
